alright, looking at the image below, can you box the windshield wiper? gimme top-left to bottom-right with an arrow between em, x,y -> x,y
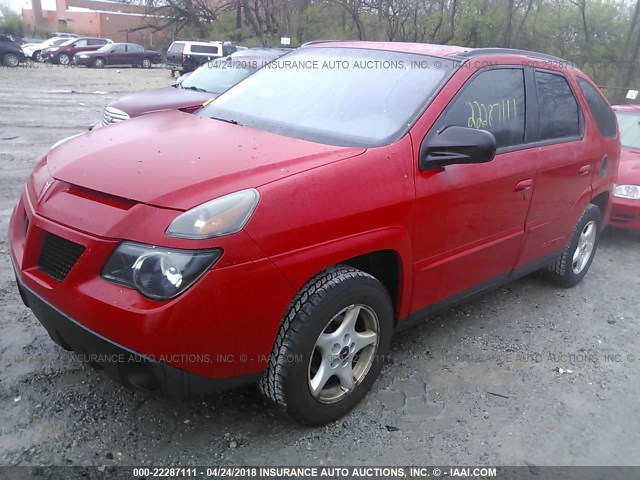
210,116 -> 241,126
182,85 -> 208,93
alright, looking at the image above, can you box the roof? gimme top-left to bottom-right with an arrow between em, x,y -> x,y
612,104 -> 640,111
302,40 -> 472,57
302,41 -> 573,66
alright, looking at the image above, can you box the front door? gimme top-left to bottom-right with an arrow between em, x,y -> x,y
411,67 -> 537,311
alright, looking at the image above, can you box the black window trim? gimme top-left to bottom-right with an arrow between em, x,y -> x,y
423,65 -> 530,156
525,68 -> 584,148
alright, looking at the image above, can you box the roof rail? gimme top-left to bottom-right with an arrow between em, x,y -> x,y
456,48 -> 573,66
301,39 -> 350,47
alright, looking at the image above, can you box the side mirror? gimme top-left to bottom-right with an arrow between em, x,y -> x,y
419,126 -> 497,171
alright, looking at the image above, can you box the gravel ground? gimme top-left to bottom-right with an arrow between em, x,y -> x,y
1,64 -> 639,468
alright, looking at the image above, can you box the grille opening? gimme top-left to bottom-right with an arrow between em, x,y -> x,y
38,233 -> 86,281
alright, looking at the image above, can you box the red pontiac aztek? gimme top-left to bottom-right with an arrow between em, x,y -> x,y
10,41 -> 619,425
610,105 -> 640,231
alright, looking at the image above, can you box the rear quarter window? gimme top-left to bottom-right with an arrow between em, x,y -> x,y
577,78 -> 617,139
535,71 -> 581,140
190,45 -> 219,54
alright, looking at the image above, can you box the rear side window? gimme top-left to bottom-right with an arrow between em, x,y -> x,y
168,43 -> 184,54
535,71 -> 580,140
73,39 -> 88,47
577,78 -> 617,138
88,39 -> 105,46
129,44 -> 143,52
441,68 -> 526,149
190,45 -> 219,54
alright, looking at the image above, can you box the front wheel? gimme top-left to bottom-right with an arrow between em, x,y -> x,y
141,58 -> 152,68
547,203 -> 601,288
58,53 -> 70,65
92,58 -> 104,68
259,266 -> 393,425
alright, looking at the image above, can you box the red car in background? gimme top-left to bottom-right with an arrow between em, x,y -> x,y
41,37 -> 111,65
9,42 -> 618,425
99,48 -> 287,127
610,105 -> 640,231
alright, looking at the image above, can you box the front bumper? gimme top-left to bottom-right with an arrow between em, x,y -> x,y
609,197 -> 640,231
14,272 -> 260,396
73,56 -> 90,66
9,180 -> 295,396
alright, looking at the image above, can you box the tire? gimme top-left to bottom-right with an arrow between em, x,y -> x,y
58,53 -> 70,65
141,58 -> 152,69
547,203 -> 601,288
93,58 -> 104,68
3,53 -> 19,67
258,265 -> 393,425
33,50 -> 42,62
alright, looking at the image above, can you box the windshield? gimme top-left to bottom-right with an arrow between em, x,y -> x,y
181,57 -> 264,94
616,111 -> 640,149
197,47 -> 457,147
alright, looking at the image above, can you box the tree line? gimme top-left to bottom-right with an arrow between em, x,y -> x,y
107,0 -> 640,100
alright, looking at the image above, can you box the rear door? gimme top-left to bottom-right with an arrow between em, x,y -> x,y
412,66 -> 537,310
515,70 -> 594,267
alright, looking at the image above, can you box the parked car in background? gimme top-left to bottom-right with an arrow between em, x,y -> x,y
10,42 -> 619,425
0,34 -> 25,67
51,32 -> 78,39
22,36 -> 69,62
610,105 -> 640,231
166,40 -> 241,73
73,42 -> 161,68
19,37 -> 46,45
42,37 -> 111,65
99,48 -> 287,127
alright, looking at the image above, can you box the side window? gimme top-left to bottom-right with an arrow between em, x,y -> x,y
113,45 -> 126,53
577,78 -> 617,139
535,71 -> 580,140
74,39 -> 88,47
440,68 -> 526,149
130,45 -> 143,53
190,45 -> 219,55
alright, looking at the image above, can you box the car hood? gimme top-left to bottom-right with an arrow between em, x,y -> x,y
109,86 -> 213,117
619,147 -> 640,184
47,110 -> 366,210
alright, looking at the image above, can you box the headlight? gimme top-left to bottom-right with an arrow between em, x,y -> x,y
78,54 -> 88,58
614,185 -> 640,200
166,189 -> 259,239
102,242 -> 221,301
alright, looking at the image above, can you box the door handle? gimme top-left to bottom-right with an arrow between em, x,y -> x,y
578,165 -> 592,176
514,179 -> 533,192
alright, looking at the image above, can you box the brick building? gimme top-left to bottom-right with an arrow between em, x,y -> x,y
22,0 -> 165,45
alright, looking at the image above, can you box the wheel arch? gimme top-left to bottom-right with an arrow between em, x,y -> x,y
590,190 -> 609,228
269,228 -> 413,324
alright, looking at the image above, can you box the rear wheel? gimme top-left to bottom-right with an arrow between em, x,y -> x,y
92,58 -> 105,68
259,266 -> 393,425
58,53 -> 70,65
547,203 -> 601,288
141,58 -> 152,69
3,53 -> 19,67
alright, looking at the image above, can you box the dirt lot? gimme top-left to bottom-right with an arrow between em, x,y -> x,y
1,64 -> 639,468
